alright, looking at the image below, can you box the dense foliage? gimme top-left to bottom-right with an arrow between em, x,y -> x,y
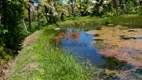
0,0 -> 24,60
0,0 -> 142,61
22,0 -> 142,30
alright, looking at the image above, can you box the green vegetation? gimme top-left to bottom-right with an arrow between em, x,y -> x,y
111,15 -> 142,28
57,16 -> 110,31
0,0 -> 24,60
11,28 -> 101,80
0,0 -> 142,79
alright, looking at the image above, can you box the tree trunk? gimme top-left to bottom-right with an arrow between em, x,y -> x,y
71,2 -> 74,16
122,0 -> 127,13
37,6 -> 40,29
44,5 -> 48,24
28,2 -> 31,32
113,0 -> 118,16
2,0 -> 7,29
22,18 -> 29,33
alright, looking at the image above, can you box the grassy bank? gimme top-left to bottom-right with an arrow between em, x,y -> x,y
58,15 -> 142,29
57,16 -> 109,28
10,16 -> 109,80
10,27 -> 101,80
30,15 -> 142,33
111,14 -> 142,28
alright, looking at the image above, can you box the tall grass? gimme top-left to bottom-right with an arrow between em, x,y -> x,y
57,16 -> 110,31
10,27 -> 101,80
111,15 -> 142,28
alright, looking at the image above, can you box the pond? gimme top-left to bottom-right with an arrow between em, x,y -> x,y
59,28 -> 106,68
57,26 -> 142,79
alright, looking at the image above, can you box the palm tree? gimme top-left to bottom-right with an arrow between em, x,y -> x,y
28,0 -> 32,32
24,0 -> 39,32
24,0 -> 33,32
37,0 -> 59,24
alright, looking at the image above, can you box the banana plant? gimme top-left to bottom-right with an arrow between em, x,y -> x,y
36,0 -> 59,24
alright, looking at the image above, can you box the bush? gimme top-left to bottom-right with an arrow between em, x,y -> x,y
111,15 -> 142,28
138,6 -> 142,15
0,46 -> 11,61
126,0 -> 135,14
0,46 -> 6,59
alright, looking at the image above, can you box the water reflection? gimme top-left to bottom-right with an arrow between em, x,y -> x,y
137,37 -> 142,40
60,28 -> 106,67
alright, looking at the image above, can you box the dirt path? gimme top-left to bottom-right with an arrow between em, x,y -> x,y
0,31 -> 40,80
0,61 -> 12,80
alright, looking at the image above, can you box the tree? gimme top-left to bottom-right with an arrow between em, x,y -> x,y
126,0 -> 135,13
122,0 -> 127,13
113,0 -> 118,16
28,1 -> 32,32
69,0 -> 76,16
36,0 -> 59,24
1,0 -> 24,54
92,0 -> 104,16
24,0 -> 35,32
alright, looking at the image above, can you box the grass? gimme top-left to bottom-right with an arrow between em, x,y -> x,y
10,14 -> 142,80
10,27 -> 101,80
111,14 -> 142,28
56,16 -> 111,31
25,14 -> 142,34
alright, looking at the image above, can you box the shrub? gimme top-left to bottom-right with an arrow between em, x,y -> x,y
126,0 -> 135,14
138,6 -> 142,15
0,46 -> 11,61
0,0 -> 24,53
111,15 -> 142,28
